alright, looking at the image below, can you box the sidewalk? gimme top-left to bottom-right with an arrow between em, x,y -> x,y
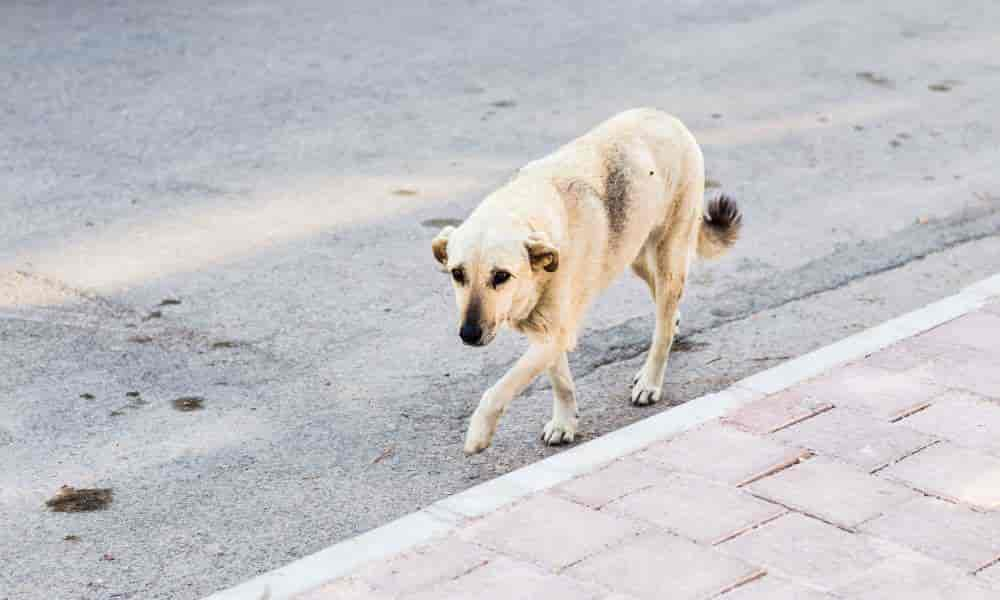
214,278 -> 1000,600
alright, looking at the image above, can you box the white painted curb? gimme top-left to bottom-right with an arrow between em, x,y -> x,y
204,273 -> 1000,600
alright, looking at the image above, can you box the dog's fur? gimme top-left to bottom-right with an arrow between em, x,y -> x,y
432,108 -> 742,454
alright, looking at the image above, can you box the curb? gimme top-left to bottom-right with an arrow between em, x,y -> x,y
204,272 -> 1000,600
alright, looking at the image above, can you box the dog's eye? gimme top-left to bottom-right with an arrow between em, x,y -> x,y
451,268 -> 466,285
492,270 -> 511,287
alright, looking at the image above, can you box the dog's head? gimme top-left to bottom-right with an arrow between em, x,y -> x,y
432,223 -> 558,346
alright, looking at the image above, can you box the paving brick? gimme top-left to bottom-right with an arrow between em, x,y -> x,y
718,513 -> 897,589
722,389 -> 833,434
899,395 -> 1000,456
859,496 -> 1000,572
556,456 -> 670,508
908,346 -> 1000,400
565,531 -> 762,600
298,579 -> 391,600
879,442 -> 1000,509
457,493 -> 643,569
720,574 -> 836,599
350,537 -> 493,595
862,337 -> 953,372
919,312 -> 1000,353
748,457 -> 917,528
638,422 -> 808,487
974,560 -> 1000,589
832,549 -> 997,600
405,555 -> 604,600
772,407 -> 937,471
604,473 -> 785,544
793,363 -> 945,420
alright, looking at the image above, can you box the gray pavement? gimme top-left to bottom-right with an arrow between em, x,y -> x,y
2,1 -> 1000,599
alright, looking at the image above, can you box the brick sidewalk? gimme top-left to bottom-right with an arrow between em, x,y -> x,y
297,299 -> 1000,600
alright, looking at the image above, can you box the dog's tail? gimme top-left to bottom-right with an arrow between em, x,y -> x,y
697,195 -> 742,259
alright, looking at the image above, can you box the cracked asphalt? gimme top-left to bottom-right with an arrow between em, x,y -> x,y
2,1 -> 1000,598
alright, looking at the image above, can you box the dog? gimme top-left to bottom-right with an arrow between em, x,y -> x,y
431,108 -> 741,454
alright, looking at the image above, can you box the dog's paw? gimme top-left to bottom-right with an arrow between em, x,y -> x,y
464,410 -> 497,455
631,382 -> 661,406
541,417 -> 578,446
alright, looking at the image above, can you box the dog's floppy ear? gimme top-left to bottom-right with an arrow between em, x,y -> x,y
525,231 -> 559,273
431,226 -> 455,269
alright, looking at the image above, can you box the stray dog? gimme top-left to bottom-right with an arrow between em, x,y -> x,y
432,108 -> 741,454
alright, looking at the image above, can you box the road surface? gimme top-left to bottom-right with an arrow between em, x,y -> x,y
2,1 -> 1000,598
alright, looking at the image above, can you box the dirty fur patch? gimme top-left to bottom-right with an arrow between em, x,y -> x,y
45,486 -> 113,512
603,146 -> 631,242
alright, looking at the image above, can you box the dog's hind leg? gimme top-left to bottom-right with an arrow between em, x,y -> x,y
635,253 -> 682,329
630,252 -> 680,392
542,352 -> 578,445
631,220 -> 697,406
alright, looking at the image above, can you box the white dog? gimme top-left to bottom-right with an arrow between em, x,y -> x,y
432,108 -> 741,454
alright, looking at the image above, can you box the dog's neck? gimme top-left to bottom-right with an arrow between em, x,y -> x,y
508,272 -> 561,344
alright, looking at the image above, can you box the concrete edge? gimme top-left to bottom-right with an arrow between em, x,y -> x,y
203,273 -> 999,600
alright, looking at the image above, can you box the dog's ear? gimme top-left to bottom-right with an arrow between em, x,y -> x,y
525,231 -> 559,273
431,226 -> 455,269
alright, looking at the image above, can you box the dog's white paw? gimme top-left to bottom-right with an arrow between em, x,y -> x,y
464,409 -> 497,455
541,417 -> 578,446
631,381 -> 661,406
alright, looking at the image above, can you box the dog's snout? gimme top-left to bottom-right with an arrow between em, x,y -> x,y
459,322 -> 483,346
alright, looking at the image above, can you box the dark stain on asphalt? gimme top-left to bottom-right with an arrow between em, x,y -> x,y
45,486 -> 113,512
173,396 -> 205,412
928,80 -> 962,92
856,71 -> 894,88
127,335 -> 153,344
79,393 -> 95,400
158,298 -> 182,306
421,218 -> 462,229
705,178 -> 722,189
490,99 -> 516,108
143,310 -> 163,321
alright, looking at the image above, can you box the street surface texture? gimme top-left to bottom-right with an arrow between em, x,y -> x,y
2,2 -> 1000,598
298,301 -> 1000,599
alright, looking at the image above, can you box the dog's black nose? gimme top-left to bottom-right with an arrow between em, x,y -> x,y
459,323 -> 483,345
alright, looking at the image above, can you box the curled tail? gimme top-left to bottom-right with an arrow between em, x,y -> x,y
697,195 -> 742,259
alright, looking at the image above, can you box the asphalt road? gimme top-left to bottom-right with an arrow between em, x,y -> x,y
3,1 -> 1000,598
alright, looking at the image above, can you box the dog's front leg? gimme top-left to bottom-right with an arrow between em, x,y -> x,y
542,352 -> 577,445
464,342 -> 558,455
